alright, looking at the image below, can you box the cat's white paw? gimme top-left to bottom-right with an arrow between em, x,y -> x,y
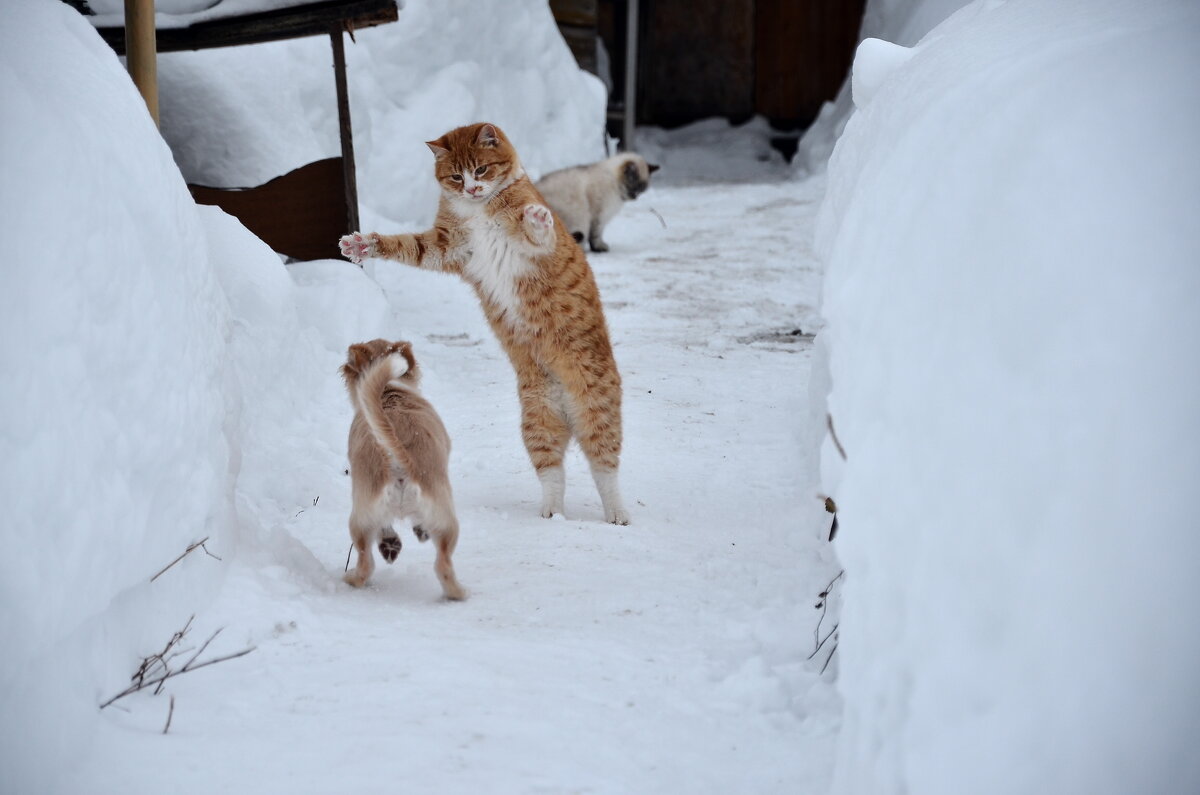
339,232 -> 376,264
605,506 -> 631,526
523,204 -> 554,233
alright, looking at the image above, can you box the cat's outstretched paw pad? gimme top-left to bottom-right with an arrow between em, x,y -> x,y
523,204 -> 554,233
339,232 -> 376,264
379,533 -> 402,563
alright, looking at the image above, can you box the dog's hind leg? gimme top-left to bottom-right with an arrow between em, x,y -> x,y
344,517 -> 377,587
431,519 -> 466,601
379,527 -> 402,563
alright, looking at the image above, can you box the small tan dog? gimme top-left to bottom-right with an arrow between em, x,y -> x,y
340,339 -> 466,600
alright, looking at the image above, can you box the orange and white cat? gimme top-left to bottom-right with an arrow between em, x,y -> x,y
340,122 -> 630,525
341,338 -> 466,600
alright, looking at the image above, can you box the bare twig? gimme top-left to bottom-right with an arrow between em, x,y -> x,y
101,620 -> 255,709
150,538 -> 221,583
819,642 -> 838,675
826,414 -> 847,460
132,615 -> 194,687
810,570 -> 844,659
648,207 -> 667,228
345,543 -> 353,572
163,695 -> 175,734
101,646 -> 255,709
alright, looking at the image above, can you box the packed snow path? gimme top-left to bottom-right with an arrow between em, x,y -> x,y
77,173 -> 841,793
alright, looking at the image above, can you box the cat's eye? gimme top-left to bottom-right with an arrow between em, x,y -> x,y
450,174 -> 463,182
474,165 -> 488,177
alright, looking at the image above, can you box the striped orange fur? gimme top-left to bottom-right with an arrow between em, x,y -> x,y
340,123 -> 630,524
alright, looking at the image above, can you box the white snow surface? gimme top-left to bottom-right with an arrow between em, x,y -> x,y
3,1 -> 837,792
136,0 -> 606,229
818,0 -> 1200,793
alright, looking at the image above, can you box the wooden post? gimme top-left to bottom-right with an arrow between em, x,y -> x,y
330,25 -> 360,233
125,0 -> 159,125
622,0 -> 638,151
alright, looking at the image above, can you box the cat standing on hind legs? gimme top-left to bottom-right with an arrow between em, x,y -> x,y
340,122 -> 631,525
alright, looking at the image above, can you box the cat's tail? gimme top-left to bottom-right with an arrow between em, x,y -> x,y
354,354 -> 421,482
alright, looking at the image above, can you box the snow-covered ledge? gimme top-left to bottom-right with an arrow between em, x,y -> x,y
815,1 -> 1200,793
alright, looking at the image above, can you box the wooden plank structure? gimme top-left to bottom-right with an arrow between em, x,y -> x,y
95,0 -> 400,261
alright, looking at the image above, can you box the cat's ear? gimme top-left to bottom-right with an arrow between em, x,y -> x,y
476,123 -> 500,148
426,139 -> 450,160
648,163 -> 661,174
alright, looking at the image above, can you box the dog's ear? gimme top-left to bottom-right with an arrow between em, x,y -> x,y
647,163 -> 661,174
343,343 -> 371,381
395,341 -> 418,376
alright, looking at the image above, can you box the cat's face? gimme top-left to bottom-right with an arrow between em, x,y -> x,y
620,155 -> 659,201
427,123 -> 520,204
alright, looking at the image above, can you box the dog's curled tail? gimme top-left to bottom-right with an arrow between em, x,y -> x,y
354,353 -> 420,480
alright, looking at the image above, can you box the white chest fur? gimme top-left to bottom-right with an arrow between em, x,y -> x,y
459,208 -> 533,329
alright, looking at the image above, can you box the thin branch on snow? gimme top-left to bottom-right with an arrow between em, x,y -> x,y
149,537 -> 222,583
100,620 -> 255,710
820,642 -> 838,676
344,543 -> 353,572
163,695 -> 175,735
648,207 -> 668,228
810,570 -> 844,660
826,414 -> 847,460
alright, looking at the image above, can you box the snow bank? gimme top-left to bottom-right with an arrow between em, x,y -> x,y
817,1 -> 1200,792
139,0 -> 606,227
794,0 -> 973,174
0,1 -> 232,787
0,3 -> 388,789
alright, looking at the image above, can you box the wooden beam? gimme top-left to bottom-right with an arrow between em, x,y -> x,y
97,0 -> 398,55
124,0 -> 159,125
189,158 -> 351,261
330,25 -> 360,233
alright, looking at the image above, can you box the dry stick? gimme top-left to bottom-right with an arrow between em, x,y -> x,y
163,695 -> 175,735
809,570 -> 845,658
150,538 -> 222,583
820,642 -> 838,675
132,615 -> 194,686
648,207 -> 667,228
344,543 -> 353,572
827,414 -> 847,461
100,645 -> 256,709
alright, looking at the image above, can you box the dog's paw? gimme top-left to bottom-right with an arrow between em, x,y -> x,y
523,204 -> 554,234
379,532 -> 402,563
343,570 -> 369,587
339,231 -> 377,264
412,525 -> 429,543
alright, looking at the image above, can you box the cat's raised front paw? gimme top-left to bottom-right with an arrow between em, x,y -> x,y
523,204 -> 554,233
339,232 -> 377,265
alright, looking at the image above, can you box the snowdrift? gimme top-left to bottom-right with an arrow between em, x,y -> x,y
131,0 -> 608,228
818,0 -> 1200,792
0,1 -> 381,788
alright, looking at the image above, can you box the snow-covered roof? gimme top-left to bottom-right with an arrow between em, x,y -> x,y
87,0 -> 403,33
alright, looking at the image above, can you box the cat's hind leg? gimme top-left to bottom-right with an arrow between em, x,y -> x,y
518,371 -> 572,518
570,373 -> 630,525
